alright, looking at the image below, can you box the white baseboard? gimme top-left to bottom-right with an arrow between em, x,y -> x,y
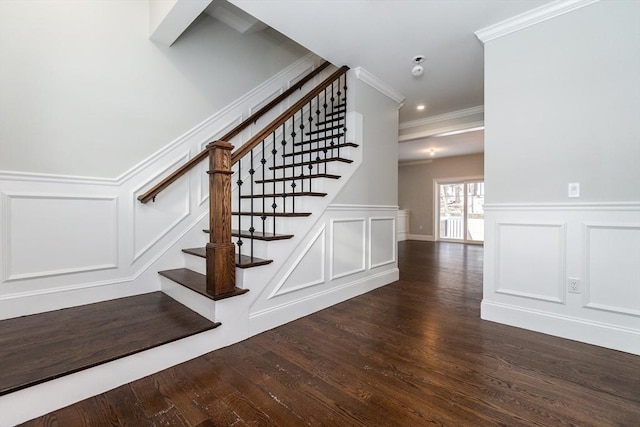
249,268 -> 399,336
481,300 -> 640,356
406,233 -> 435,242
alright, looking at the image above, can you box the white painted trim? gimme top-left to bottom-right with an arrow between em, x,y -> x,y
483,202 -> 640,211
481,300 -> 640,355
583,222 -> 640,317
494,221 -> 567,304
330,218 -> 367,280
368,217 -> 397,269
475,0 -> 600,43
352,67 -> 405,104
399,105 -> 484,130
132,151 -> 191,262
398,159 -> 433,167
399,120 -> 485,142
2,193 -> 119,282
326,204 -> 398,211
268,225 -> 326,299
406,234 -> 435,242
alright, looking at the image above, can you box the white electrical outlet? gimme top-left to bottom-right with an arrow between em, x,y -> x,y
568,277 -> 581,294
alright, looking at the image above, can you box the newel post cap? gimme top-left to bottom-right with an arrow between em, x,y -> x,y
206,140 -> 234,151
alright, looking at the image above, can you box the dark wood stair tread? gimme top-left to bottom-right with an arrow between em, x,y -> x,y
202,229 -> 294,241
239,191 -> 327,198
181,248 -> 273,268
159,268 -> 251,300
255,173 -> 340,184
283,143 -> 358,157
0,292 -> 219,396
269,157 -> 353,170
294,133 -> 345,145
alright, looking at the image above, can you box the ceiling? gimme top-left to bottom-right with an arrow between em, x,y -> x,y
225,0 -> 551,160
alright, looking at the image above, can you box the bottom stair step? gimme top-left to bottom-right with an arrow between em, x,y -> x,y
182,247 -> 273,268
159,268 -> 250,301
0,292 -> 219,396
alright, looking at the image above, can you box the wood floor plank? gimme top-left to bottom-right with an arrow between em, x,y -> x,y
20,242 -> 640,426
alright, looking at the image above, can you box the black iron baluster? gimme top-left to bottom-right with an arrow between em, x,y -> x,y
236,158 -> 243,264
249,149 -> 255,261
340,74 -> 348,159
260,139 -> 266,238
281,123 -> 287,218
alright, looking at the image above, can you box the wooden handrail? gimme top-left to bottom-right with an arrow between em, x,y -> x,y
138,61 -> 331,204
230,66 -> 349,165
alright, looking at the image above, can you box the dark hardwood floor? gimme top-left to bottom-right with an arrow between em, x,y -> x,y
21,241 -> 640,426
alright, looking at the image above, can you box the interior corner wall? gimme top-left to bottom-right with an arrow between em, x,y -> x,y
333,76 -> 399,206
0,0 -> 307,178
482,0 -> 640,354
398,154 -> 484,238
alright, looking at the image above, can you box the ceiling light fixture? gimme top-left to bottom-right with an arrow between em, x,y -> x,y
434,126 -> 485,137
429,149 -> 435,156
417,104 -> 425,111
411,55 -> 425,77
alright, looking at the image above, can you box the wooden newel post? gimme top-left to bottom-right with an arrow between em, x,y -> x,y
206,140 -> 235,297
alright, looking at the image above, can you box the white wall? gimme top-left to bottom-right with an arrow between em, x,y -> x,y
481,0 -> 640,354
0,0 -> 307,177
333,77 -> 399,205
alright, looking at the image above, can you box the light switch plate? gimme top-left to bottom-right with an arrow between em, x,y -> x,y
568,182 -> 580,198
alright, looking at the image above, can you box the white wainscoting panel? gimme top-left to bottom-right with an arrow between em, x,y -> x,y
269,226 -> 325,298
369,217 -> 396,268
495,221 -> 566,303
584,223 -> 640,316
3,193 -> 118,281
330,218 -> 366,280
133,153 -> 191,262
483,203 -> 640,355
249,204 -> 399,336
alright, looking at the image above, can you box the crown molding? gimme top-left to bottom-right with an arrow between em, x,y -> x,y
399,120 -> 485,142
399,105 -> 484,130
475,0 -> 600,44
352,67 -> 406,105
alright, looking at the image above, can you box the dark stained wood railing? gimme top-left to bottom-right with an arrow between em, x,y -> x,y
137,61 -> 330,204
207,66 -> 349,297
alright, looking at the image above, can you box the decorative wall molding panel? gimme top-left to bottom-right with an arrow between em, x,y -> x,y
249,204 -> 399,336
494,221 -> 566,303
2,193 -> 118,282
0,54 -> 330,318
268,226 -> 326,298
330,218 -> 366,280
584,223 -> 640,316
483,203 -> 640,355
369,217 -> 396,268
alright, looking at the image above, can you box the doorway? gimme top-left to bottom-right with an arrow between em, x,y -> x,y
436,180 -> 484,243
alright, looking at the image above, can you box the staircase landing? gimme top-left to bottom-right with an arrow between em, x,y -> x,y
0,292 -> 219,396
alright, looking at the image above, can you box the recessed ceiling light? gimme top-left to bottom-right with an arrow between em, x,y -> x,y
417,105 -> 425,111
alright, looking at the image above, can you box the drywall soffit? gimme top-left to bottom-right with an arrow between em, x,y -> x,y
150,0 -> 212,47
204,1 -> 267,33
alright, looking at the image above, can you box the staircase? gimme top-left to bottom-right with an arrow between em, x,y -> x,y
153,66 -> 355,319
